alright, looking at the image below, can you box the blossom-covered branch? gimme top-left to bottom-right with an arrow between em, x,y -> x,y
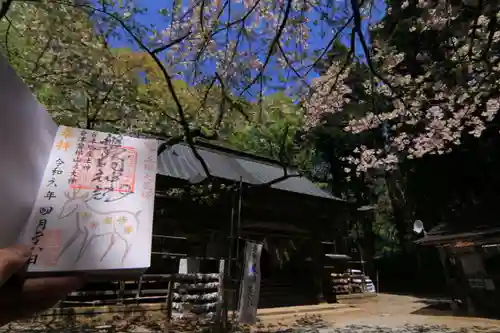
305,0 -> 500,173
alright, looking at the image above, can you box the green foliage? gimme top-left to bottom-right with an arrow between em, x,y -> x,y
226,92 -> 313,171
0,2 -> 143,131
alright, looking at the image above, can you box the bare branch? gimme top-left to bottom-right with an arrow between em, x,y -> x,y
212,72 -> 226,131
210,0 -> 262,37
350,0 -> 386,86
89,81 -> 117,126
240,0 -> 293,96
151,32 -> 192,55
59,1 -> 214,178
212,71 -> 250,129
251,173 -> 301,188
199,0 -> 205,32
349,0 -> 412,116
278,123 -> 290,165
0,0 -> 13,21
156,128 -> 217,156
32,30 -> 55,74
196,75 -> 217,114
303,15 -> 354,75
467,0 -> 483,58
481,11 -> 498,61
277,41 -> 310,88
18,0 -> 305,191
3,16 -> 12,62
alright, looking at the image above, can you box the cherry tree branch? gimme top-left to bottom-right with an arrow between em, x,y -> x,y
15,0 -> 311,191
151,32 -> 192,55
239,0 -> 293,96
303,15 -> 354,75
210,0 -> 262,36
53,0 -> 214,178
277,41 -> 310,88
2,16 -> 12,61
0,0 -> 13,21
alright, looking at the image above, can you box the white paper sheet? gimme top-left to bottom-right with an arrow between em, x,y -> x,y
178,258 -> 200,274
19,126 -> 158,272
0,56 -> 58,248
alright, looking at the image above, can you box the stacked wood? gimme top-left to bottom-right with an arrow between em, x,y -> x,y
348,269 -> 376,293
328,270 -> 377,295
172,273 -> 220,319
350,275 -> 365,293
330,272 -> 351,294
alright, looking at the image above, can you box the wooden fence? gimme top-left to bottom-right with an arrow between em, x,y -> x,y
59,273 -> 224,320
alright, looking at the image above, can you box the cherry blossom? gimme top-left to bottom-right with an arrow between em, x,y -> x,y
148,0 -> 315,92
303,62 -> 352,130
305,0 -> 500,172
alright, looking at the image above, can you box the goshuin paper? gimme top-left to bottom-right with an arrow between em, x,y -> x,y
18,126 -> 158,273
1,54 -> 158,275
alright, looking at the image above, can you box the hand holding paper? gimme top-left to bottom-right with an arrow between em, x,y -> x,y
0,244 -> 85,326
0,55 -> 158,277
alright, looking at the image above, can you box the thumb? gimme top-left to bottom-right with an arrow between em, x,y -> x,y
0,245 -> 31,288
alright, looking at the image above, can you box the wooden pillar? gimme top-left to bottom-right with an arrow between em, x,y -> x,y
214,259 -> 228,333
165,274 -> 176,324
361,212 -> 375,278
457,250 -> 484,316
214,260 -> 225,323
118,281 -> 125,305
135,275 -> 144,305
437,247 -> 458,312
311,236 -> 326,303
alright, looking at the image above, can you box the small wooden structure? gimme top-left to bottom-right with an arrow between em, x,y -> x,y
417,223 -> 500,317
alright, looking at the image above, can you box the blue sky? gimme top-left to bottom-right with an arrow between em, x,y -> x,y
108,0 -> 386,99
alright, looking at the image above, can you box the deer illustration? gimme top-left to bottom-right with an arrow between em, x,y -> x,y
57,188 -> 142,264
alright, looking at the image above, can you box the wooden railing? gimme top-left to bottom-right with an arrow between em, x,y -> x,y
59,273 -> 223,320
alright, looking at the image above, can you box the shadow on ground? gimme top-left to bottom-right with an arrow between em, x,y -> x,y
411,298 -> 500,321
411,299 -> 455,317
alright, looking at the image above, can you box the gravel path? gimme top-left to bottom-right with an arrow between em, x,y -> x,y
318,326 -> 500,333
1,294 -> 500,332
256,294 -> 500,333
326,294 -> 500,330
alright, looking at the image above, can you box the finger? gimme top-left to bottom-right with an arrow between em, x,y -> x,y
0,245 -> 31,287
0,276 -> 85,323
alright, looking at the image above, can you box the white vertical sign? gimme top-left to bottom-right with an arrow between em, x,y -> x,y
178,258 -> 200,274
238,241 -> 263,325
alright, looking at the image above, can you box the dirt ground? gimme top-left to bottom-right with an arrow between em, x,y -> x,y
3,293 -> 500,332
259,294 -> 500,330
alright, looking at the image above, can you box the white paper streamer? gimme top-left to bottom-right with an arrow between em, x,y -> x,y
238,241 -> 263,325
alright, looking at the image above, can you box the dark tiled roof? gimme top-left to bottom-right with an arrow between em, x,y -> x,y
157,143 -> 344,201
416,223 -> 500,246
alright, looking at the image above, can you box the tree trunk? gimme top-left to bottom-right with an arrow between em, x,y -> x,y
385,171 -> 410,252
361,212 -> 375,278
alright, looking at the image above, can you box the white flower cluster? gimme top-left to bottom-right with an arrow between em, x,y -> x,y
305,1 -> 500,172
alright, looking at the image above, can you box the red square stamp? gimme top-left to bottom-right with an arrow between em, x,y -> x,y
70,143 -> 137,193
